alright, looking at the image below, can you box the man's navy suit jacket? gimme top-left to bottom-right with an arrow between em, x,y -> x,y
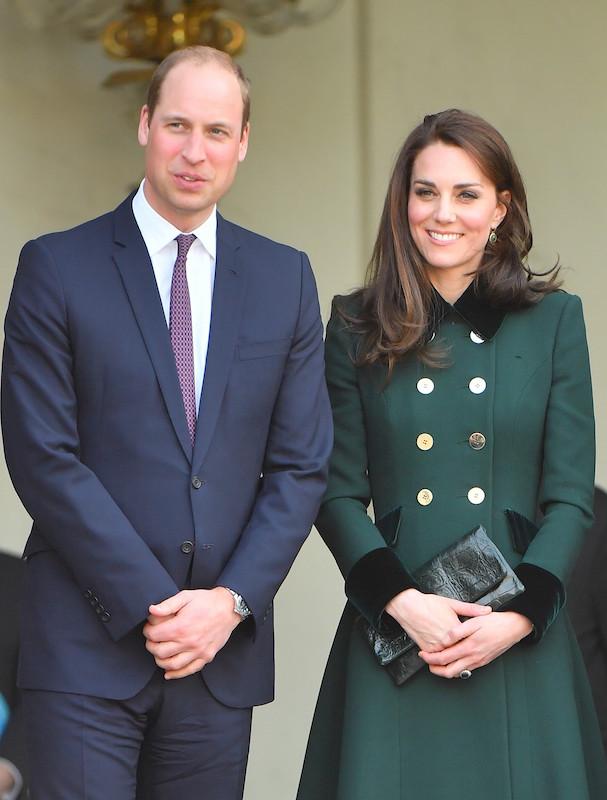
1,195 -> 332,708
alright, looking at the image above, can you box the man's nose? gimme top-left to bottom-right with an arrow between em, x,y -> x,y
182,132 -> 206,164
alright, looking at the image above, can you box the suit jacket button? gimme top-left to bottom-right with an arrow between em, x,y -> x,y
180,541 -> 194,555
191,476 -> 203,489
100,611 -> 111,623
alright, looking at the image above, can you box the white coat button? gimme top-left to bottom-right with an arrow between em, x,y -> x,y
467,487 -> 485,504
470,331 -> 485,344
417,488 -> 433,506
417,378 -> 434,394
416,433 -> 434,451
469,377 -> 486,394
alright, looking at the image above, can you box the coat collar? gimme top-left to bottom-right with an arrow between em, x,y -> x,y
430,281 -> 506,341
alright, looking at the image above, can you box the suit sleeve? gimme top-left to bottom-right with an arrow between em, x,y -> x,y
1,239 -> 179,641
314,299 -> 417,628
504,294 -> 595,641
215,252 -> 333,624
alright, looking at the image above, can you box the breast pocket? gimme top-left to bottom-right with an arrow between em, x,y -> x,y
238,338 -> 291,360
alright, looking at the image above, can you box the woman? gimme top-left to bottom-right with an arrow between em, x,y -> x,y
297,110 -> 607,799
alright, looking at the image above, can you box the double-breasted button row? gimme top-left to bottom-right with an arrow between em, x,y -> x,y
416,432 -> 486,450
417,376 -> 487,395
416,486 -> 485,506
83,588 -> 111,623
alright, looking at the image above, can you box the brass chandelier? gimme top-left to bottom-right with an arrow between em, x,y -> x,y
13,1 -> 343,79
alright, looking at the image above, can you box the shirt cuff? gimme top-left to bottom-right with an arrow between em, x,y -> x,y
500,562 -> 565,643
345,547 -> 419,629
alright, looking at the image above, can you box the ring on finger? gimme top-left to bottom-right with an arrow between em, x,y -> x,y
459,668 -> 473,680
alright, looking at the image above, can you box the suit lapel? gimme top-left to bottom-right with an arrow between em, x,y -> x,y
193,215 -> 246,471
111,196 -> 193,462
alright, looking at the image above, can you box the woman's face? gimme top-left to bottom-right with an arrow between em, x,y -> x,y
407,141 -> 508,280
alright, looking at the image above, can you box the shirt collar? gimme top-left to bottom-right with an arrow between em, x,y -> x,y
430,281 -> 506,341
132,180 -> 217,259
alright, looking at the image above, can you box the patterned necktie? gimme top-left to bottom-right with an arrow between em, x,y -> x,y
170,234 -> 197,445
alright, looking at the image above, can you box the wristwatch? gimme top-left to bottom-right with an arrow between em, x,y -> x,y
224,588 -> 252,619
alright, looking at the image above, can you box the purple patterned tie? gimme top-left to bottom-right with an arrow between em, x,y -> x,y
170,234 -> 197,445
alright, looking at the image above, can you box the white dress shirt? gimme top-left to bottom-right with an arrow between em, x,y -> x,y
132,181 -> 216,413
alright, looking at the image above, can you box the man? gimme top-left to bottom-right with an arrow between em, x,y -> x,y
1,46 -> 332,800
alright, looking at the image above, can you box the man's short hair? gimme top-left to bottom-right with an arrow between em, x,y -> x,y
146,46 -> 251,132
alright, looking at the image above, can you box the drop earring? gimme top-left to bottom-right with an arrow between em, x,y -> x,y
488,228 -> 498,245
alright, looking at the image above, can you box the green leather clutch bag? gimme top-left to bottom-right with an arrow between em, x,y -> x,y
360,525 -> 525,685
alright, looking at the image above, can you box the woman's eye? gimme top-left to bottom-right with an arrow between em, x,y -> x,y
414,188 -> 434,198
459,191 -> 478,200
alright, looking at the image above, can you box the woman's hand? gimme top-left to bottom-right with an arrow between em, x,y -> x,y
385,588 -> 492,653
418,611 -> 533,678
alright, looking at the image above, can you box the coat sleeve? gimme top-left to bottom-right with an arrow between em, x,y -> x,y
215,253 -> 334,626
504,293 -> 595,641
315,299 -> 417,628
1,239 -> 179,642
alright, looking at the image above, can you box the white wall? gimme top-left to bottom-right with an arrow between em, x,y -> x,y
1,2 -> 606,799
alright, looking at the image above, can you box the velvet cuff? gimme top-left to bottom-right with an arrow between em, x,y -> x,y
345,547 -> 419,629
500,562 -> 565,643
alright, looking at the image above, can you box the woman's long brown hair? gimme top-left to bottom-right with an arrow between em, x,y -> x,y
344,109 -> 560,374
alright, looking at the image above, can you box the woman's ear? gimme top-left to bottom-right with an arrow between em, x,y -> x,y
494,190 -> 511,228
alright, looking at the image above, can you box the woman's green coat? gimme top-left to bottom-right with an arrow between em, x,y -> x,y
297,288 -> 607,800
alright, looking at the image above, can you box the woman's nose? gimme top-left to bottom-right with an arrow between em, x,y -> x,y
434,197 -> 456,224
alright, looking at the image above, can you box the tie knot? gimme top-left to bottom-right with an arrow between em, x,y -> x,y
176,233 -> 196,260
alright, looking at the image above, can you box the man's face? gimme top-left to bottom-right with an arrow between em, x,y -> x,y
138,60 -> 249,231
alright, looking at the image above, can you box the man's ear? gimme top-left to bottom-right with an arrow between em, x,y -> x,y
137,105 -> 150,147
238,123 -> 250,163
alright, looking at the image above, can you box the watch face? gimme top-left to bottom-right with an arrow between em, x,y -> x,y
227,588 -> 251,618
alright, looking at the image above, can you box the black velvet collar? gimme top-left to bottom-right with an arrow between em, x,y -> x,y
430,282 -> 506,341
